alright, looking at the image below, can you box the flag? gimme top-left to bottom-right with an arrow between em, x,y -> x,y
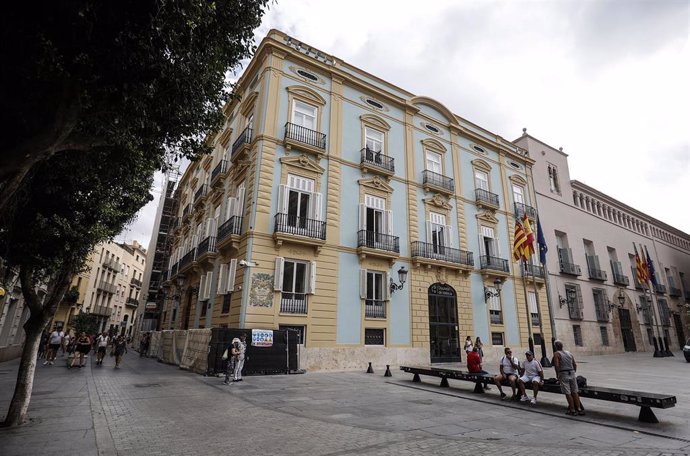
633,244 -> 647,284
536,218 -> 548,265
644,245 -> 657,286
513,220 -> 528,261
522,214 -> 535,258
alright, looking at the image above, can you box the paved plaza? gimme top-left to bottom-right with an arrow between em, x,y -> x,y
0,350 -> 689,455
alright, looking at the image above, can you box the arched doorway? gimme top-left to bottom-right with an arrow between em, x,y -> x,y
428,283 -> 460,363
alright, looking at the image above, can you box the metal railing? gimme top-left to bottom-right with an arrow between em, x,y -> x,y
211,160 -> 227,184
490,311 -> 503,325
194,185 -> 208,205
612,272 -> 630,286
531,314 -> 541,327
361,148 -> 395,173
365,300 -> 386,318
126,297 -> 139,308
217,216 -> 243,244
587,266 -> 608,281
357,230 -> 400,253
130,277 -> 143,287
480,255 -> 509,273
102,258 -> 121,272
475,188 -> 499,208
280,293 -> 308,314
669,286 -> 682,297
90,305 -> 112,317
97,281 -> 117,294
514,202 -> 537,220
654,283 -> 667,294
178,248 -> 196,271
521,262 -> 545,278
411,241 -> 473,266
274,213 -> 326,240
197,236 -> 217,258
232,126 -> 253,158
182,204 -> 190,219
559,261 -> 582,276
422,170 -> 454,192
285,122 -> 326,150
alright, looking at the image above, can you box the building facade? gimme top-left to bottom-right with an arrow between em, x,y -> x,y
516,132 -> 690,355
160,30 -> 552,369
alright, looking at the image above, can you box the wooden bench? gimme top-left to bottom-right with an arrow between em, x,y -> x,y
400,365 -> 677,423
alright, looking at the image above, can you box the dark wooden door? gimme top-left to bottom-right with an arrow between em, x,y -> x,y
618,308 -> 637,352
428,283 -> 460,363
673,313 -> 686,349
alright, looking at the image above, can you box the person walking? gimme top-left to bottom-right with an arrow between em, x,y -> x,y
70,332 -> 92,369
61,330 -> 71,357
43,326 -> 64,365
464,336 -> 473,355
139,333 -> 150,358
553,339 -> 585,416
113,335 -> 128,368
232,334 -> 247,382
474,336 -> 484,359
95,332 -> 109,365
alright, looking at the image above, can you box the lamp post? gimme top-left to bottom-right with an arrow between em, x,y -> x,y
389,266 -> 408,294
483,278 -> 502,302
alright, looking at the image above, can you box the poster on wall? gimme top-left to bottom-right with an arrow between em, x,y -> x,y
252,329 -> 274,347
250,273 -> 274,307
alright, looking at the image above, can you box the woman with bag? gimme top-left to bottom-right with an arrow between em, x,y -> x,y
222,337 -> 241,385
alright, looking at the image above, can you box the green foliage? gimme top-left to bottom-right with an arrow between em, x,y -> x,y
71,313 -> 99,337
63,286 -> 79,304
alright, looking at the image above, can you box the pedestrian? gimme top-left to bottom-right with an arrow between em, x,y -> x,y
474,336 -> 484,359
70,332 -> 92,369
464,336 -> 473,354
113,335 -> 128,368
517,350 -> 544,405
61,330 -> 71,357
43,325 -> 64,365
553,339 -> 585,416
232,334 -> 247,382
139,333 -> 150,358
467,346 -> 491,390
493,347 -> 520,400
95,331 -> 109,365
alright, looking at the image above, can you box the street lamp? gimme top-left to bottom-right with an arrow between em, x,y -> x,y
389,266 -> 408,294
484,278 -> 502,302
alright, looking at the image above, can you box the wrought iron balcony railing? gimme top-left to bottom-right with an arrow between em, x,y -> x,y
357,230 -> 400,253
612,272 -> 630,286
521,263 -> 545,278
531,314 -> 541,327
588,267 -> 608,281
274,213 -> 326,240
668,286 -> 682,297
284,122 -> 326,150
361,148 -> 395,174
217,216 -> 243,245
232,126 -> 253,159
211,160 -> 227,185
197,236 -> 217,258
475,188 -> 500,208
130,277 -> 143,288
97,281 -> 117,294
280,293 -> 307,314
422,170 -> 454,193
654,283 -> 667,294
514,202 -> 537,221
178,248 -> 196,271
194,185 -> 208,205
90,305 -> 112,317
559,261 -> 582,276
126,297 -> 139,308
411,241 -> 473,266
480,255 -> 510,273
365,300 -> 386,318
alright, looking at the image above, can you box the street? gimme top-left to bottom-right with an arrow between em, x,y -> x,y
1,350 -> 689,455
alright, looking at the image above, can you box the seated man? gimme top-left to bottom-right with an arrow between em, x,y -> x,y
494,347 -> 520,400
466,346 -> 490,390
517,350 -> 543,405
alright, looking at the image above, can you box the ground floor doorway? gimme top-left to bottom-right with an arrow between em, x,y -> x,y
428,283 -> 460,363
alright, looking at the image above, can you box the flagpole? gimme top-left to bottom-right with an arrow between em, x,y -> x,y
645,281 -> 664,357
528,260 -> 551,367
521,259 -> 535,355
541,260 -> 558,353
651,242 -> 674,357
644,244 -> 671,357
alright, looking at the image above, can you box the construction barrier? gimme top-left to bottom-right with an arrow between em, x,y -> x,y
179,329 -> 212,373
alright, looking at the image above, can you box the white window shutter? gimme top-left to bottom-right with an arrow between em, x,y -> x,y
274,257 -> 284,291
312,192 -> 323,221
307,261 -> 316,294
385,210 -> 393,235
198,274 -> 206,301
226,196 -> 236,221
205,273 -> 213,300
235,186 -> 246,217
360,269 -> 368,299
191,235 -> 198,249
358,204 -> 367,230
426,220 -> 433,243
217,264 -> 228,294
205,218 -> 213,237
278,185 -> 289,214
227,259 -> 237,293
384,271 -> 391,300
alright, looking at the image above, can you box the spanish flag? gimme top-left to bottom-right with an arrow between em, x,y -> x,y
633,243 -> 648,284
513,219 -> 528,261
522,214 -> 535,258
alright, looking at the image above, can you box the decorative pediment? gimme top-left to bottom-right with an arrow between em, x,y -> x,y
280,154 -> 325,174
472,158 -> 492,172
358,175 -> 394,193
476,210 -> 499,224
360,114 -> 391,131
508,174 -> 527,186
240,91 -> 259,115
218,128 -> 233,148
424,193 -> 452,210
286,85 -> 326,106
421,138 -> 447,153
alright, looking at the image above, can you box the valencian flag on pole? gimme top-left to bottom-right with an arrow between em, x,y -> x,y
536,218 -> 548,265
644,245 -> 657,286
513,219 -> 528,261
521,214 -> 536,258
633,244 -> 648,284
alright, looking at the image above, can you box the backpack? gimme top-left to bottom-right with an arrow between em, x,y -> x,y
576,375 -> 587,388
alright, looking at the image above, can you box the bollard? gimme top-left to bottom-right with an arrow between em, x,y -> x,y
366,362 -> 374,374
384,365 -> 392,377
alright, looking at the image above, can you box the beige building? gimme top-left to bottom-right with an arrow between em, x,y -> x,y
516,132 -> 690,355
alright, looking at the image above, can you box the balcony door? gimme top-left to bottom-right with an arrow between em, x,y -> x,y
428,283 -> 460,363
360,194 -> 391,249
617,307 -> 637,352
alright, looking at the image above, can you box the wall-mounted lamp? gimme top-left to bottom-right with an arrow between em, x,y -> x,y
389,266 -> 408,294
637,296 -> 652,313
558,294 -> 567,308
484,278 -> 502,302
176,274 -> 186,288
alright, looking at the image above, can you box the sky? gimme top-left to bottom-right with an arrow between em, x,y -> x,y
117,0 -> 690,248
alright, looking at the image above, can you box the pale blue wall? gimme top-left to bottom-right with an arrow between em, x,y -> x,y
336,252 -> 361,344
389,260 -> 411,345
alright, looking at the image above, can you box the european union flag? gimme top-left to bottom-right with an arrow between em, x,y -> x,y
537,218 -> 548,265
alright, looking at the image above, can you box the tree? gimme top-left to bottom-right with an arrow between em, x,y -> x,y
71,313 -> 99,338
0,147 -> 156,426
0,0 -> 269,214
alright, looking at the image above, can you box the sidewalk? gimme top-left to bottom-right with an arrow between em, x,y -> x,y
0,350 -> 688,455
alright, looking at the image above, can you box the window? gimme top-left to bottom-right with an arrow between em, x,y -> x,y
171,308 -> 177,323
565,283 -> 583,320
474,170 -> 489,191
292,100 -> 317,130
512,185 -> 524,204
221,294 -> 231,314
600,326 -> 609,346
658,298 -> 670,326
277,175 -> 322,233
428,212 -> 452,254
365,98 -> 384,109
534,333 -> 543,346
491,332 -> 504,345
426,150 -> 442,174
592,288 -> 608,321
481,226 -> 498,258
274,258 -> 315,314
365,328 -> 385,345
646,327 -> 654,344
359,194 -> 392,248
424,123 -> 439,133
361,270 -> 388,318
488,289 -> 502,324
280,325 -> 306,345
365,127 -> 384,153
548,164 -> 561,194
528,291 -> 539,326
216,260 -> 237,295
573,325 -> 583,346
297,69 -> 318,81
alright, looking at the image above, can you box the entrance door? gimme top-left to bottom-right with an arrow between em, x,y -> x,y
673,313 -> 686,349
428,283 -> 460,363
618,308 -> 637,352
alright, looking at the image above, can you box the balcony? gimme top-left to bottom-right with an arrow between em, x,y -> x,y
521,262 -> 545,279
193,185 -> 208,207
211,160 -> 227,186
196,236 -> 217,261
612,272 -> 630,286
97,281 -> 117,294
280,293 -> 307,315
125,297 -> 139,308
360,148 -> 394,176
102,258 -> 121,273
480,255 -> 510,274
182,204 -> 190,220
178,248 -> 196,273
365,300 -> 386,319
357,230 -> 400,262
216,216 -> 243,250
654,283 -> 667,295
422,170 -> 454,194
284,122 -> 327,156
475,188 -> 500,210
587,266 -> 608,281
274,214 -> 327,252
514,202 -> 537,221
90,305 -> 112,317
410,241 -> 473,271
669,286 -> 682,298
231,126 -> 253,161
130,277 -> 143,288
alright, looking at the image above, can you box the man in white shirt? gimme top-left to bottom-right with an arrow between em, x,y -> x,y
493,347 -> 520,400
517,350 -> 544,405
95,332 -> 110,365
43,326 -> 64,365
